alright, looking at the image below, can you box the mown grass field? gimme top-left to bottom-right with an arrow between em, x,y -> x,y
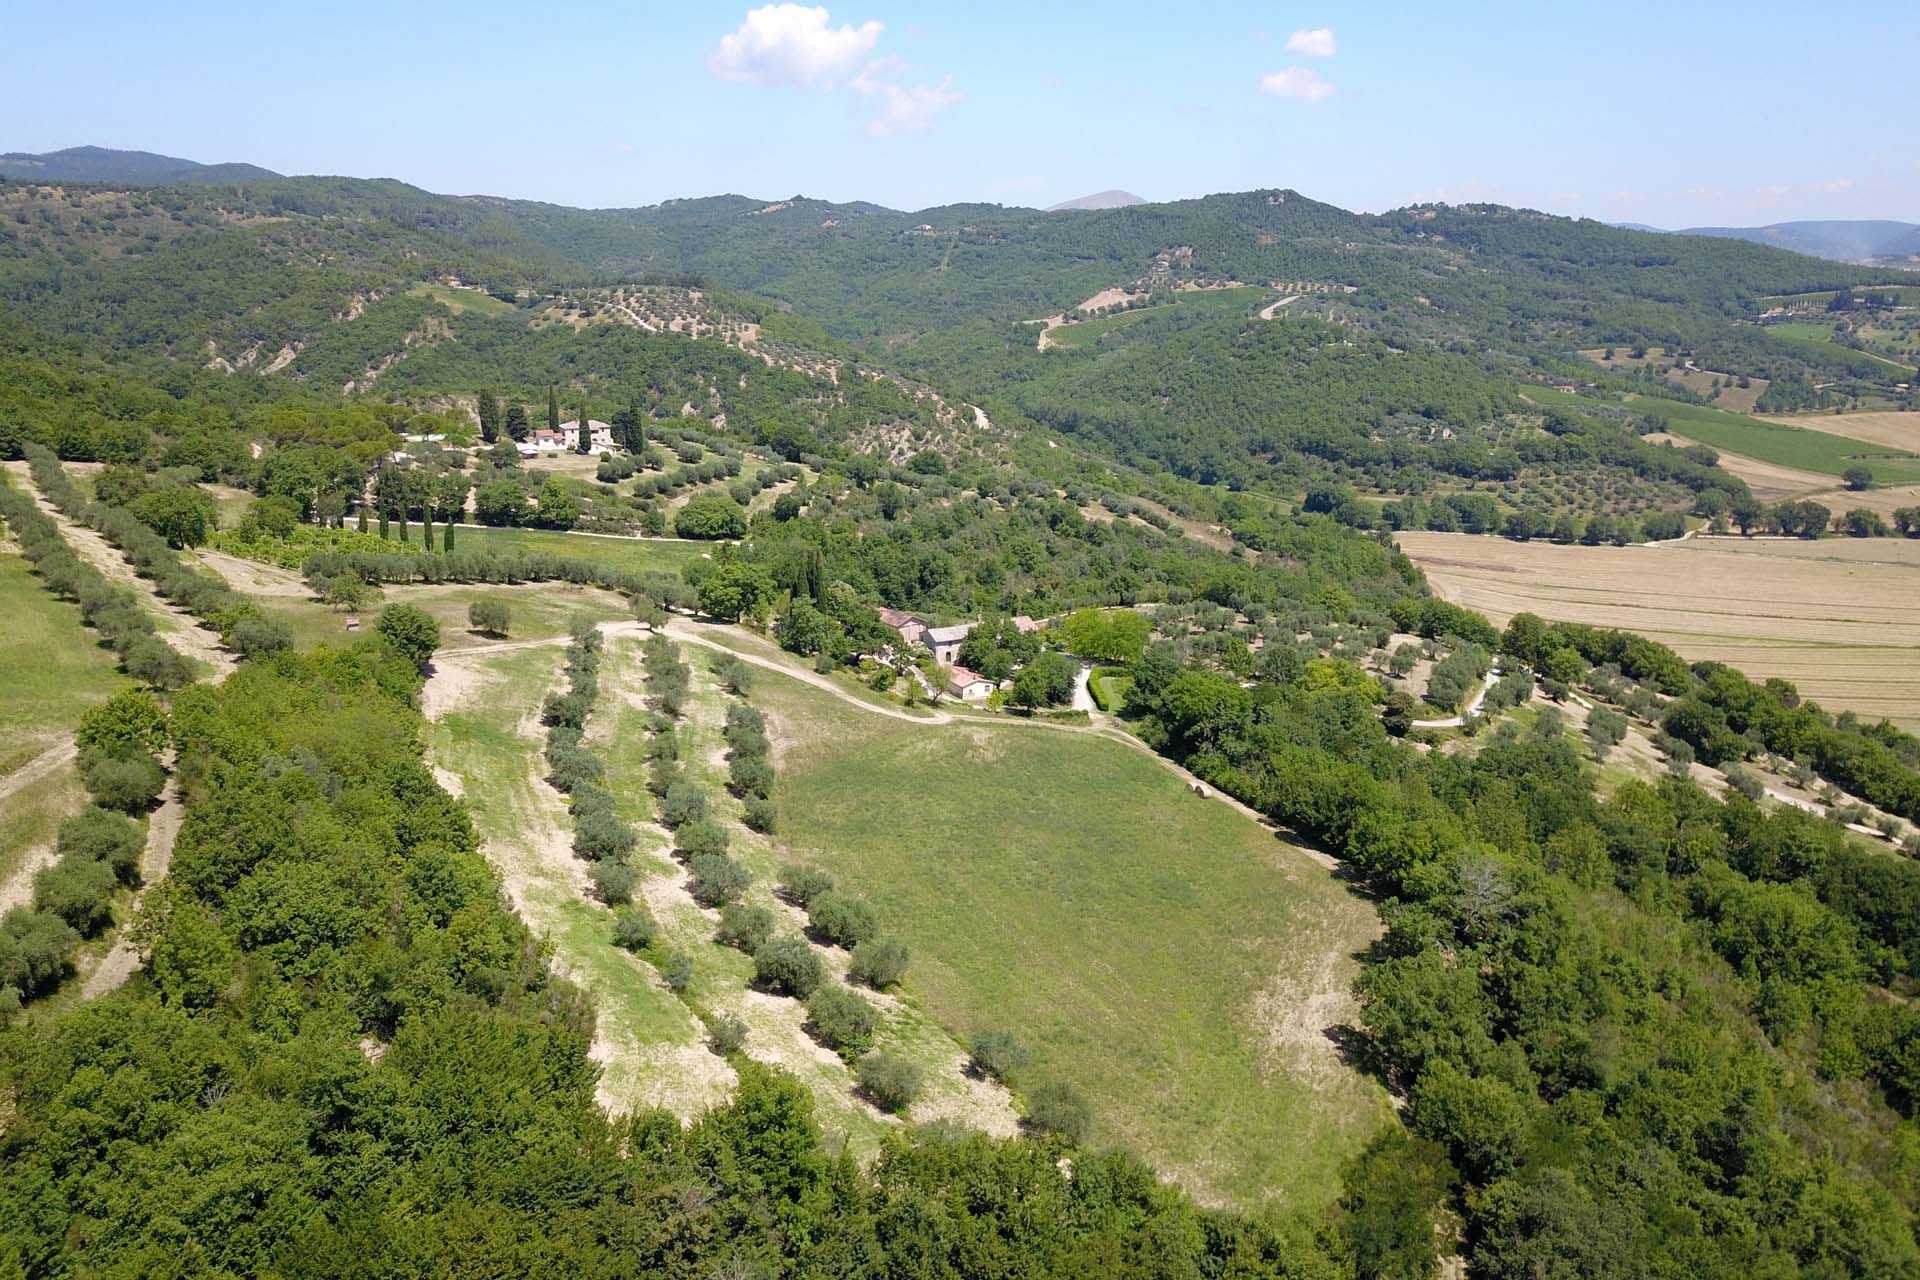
757,667 -> 1391,1210
1535,387 -> 1920,483
0,548 -> 132,891
1399,530 -> 1920,731
447,523 -> 712,576
406,281 -> 518,318
1768,322 -> 1915,373
1045,286 -> 1266,350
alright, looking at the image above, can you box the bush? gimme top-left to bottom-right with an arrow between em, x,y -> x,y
574,808 -> 638,861
374,604 -> 440,668
969,1029 -> 1030,1083
850,936 -> 910,989
688,853 -> 751,907
719,658 -> 753,696
674,493 -> 748,540
588,859 -> 638,906
1026,1080 -> 1092,1142
778,864 -> 834,906
728,755 -> 775,799
230,616 -> 294,659
659,948 -> 694,992
32,858 -> 119,935
716,903 -> 776,953
56,806 -> 145,882
0,910 -> 81,998
753,936 -> 823,997
805,982 -> 878,1055
672,817 -> 730,861
658,782 -> 707,828
858,1052 -> 923,1113
709,1014 -> 748,1055
611,909 -> 656,951
1721,764 -> 1766,801
743,795 -> 778,833
468,598 -> 512,637
76,689 -> 168,758
80,749 -> 165,813
808,891 -> 879,949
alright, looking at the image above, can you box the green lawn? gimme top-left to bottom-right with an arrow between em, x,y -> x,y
448,524 -> 711,577
759,668 -> 1392,1210
1534,387 -> 1920,482
1046,286 -> 1267,351
406,281 -> 518,318
0,551 -> 131,774
1763,324 -> 1913,374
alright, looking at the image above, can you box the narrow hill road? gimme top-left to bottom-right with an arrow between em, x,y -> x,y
1411,660 -> 1503,729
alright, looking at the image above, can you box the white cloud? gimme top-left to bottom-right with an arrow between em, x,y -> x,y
1284,27 -> 1336,57
708,4 -> 882,87
851,68 -> 963,135
1259,67 -> 1336,103
1817,177 -> 1853,192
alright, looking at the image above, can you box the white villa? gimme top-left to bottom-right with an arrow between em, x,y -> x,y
519,419 -> 614,457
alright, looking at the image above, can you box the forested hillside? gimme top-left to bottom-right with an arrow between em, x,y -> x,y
4,165 -> 1920,1277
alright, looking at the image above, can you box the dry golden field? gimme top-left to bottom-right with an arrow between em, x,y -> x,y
1397,531 -> 1920,730
1762,411 -> 1920,453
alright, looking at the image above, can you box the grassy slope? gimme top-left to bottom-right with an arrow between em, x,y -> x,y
1045,286 -> 1267,350
445,524 -> 711,575
0,549 -> 131,886
1535,387 -> 1920,482
757,667 -> 1393,1209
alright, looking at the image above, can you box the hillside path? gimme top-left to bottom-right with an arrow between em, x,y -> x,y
82,752 -> 186,997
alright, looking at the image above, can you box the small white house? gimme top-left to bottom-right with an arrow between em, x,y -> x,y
946,666 -> 995,701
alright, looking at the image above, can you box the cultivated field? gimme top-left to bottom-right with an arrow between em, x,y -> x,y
1765,410 -> 1920,453
1042,286 -> 1266,351
1398,531 -> 1920,730
757,662 -> 1393,1209
441,523 -> 711,575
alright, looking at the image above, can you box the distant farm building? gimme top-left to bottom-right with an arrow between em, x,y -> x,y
925,623 -> 975,666
946,666 -> 995,701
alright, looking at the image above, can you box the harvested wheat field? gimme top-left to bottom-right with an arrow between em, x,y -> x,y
1762,411 -> 1920,454
1398,531 -> 1920,730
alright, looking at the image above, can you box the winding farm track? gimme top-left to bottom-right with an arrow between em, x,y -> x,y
82,756 -> 185,998
0,741 -> 78,808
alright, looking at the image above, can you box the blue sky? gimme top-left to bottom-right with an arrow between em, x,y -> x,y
8,1 -> 1917,225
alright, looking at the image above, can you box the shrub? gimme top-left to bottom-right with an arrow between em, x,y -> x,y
673,817 -> 730,861
574,808 -> 638,861
743,795 -> 778,833
1721,764 -> 1766,801
674,493 -> 748,540
728,755 -> 775,799
709,1014 -> 748,1055
55,806 -> 145,882
76,689 -> 168,758
719,658 -> 753,696
611,909 -> 656,951
808,891 -> 879,949
659,948 -> 694,991
688,853 -> 751,907
0,910 -> 81,998
659,782 -> 707,828
716,903 -> 776,953
858,1052 -> 923,1113
805,982 -> 878,1055
850,936 -> 910,990
1026,1080 -> 1092,1142
778,864 -> 834,906
753,936 -> 823,997
32,858 -> 119,935
374,604 -> 440,668
123,637 -> 195,690
80,749 -> 165,813
546,741 -> 604,792
468,598 -> 512,637
230,616 -> 294,658
588,859 -> 638,906
969,1029 -> 1030,1083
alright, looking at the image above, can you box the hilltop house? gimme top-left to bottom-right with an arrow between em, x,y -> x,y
946,666 -> 995,701
520,420 -> 614,457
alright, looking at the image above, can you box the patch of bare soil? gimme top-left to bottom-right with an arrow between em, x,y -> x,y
1249,937 -> 1365,1092
0,844 -> 57,915
195,550 -> 311,598
0,740 -> 76,808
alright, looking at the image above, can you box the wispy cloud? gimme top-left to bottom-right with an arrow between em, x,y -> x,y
708,4 -> 882,87
1284,27 -> 1336,57
851,67 -> 963,136
1259,67 -> 1336,103
709,5 -> 960,135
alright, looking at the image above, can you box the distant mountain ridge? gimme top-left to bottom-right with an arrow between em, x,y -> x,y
0,145 -> 280,185
1671,219 -> 1919,264
1047,189 -> 1146,212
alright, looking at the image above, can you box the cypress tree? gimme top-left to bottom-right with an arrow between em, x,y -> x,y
357,502 -> 368,534
547,385 -> 560,434
443,520 -> 456,553
577,404 -> 592,454
478,390 -> 500,443
379,508 -> 390,539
